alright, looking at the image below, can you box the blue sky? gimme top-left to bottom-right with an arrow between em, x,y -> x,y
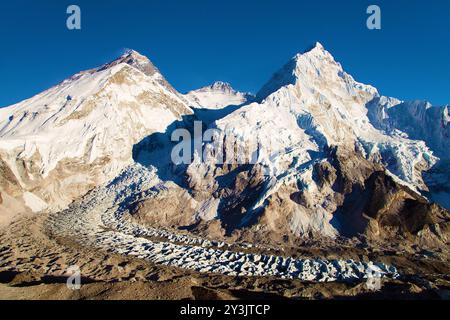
0,0 -> 449,107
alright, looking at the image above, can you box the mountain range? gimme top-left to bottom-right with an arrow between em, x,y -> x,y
0,42 -> 448,249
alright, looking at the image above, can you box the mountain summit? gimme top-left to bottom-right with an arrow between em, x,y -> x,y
99,49 -> 162,77
99,49 -> 182,96
186,81 -> 253,109
257,42 -> 377,101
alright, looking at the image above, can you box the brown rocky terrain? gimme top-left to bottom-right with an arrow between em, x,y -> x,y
128,145 -> 449,252
0,209 -> 449,300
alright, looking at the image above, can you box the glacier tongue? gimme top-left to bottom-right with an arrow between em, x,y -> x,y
46,162 -> 399,282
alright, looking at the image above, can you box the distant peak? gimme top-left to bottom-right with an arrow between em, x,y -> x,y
209,81 -> 234,91
212,80 -> 230,86
193,81 -> 237,94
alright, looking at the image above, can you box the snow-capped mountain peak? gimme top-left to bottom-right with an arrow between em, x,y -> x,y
112,49 -> 160,77
185,81 -> 253,109
191,81 -> 243,95
313,41 -> 324,49
87,49 -> 153,76
95,49 -> 183,96
205,81 -> 236,93
257,42 -> 378,101
123,49 -> 148,59
0,50 -> 193,212
212,42 -> 439,227
298,41 -> 326,57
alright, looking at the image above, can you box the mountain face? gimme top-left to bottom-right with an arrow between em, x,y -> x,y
0,44 -> 448,248
185,81 -> 253,109
0,50 -> 192,218
174,42 -> 447,244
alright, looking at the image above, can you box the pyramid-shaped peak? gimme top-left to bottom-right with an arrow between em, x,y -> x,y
121,49 -> 150,61
295,41 -> 333,61
114,49 -> 154,66
101,48 -> 162,78
305,41 -> 325,52
94,49 -> 181,95
256,42 -> 376,101
314,41 -> 324,49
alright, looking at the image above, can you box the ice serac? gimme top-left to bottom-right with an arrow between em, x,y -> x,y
185,81 -> 253,109
0,50 -> 193,215
367,99 -> 449,157
367,98 -> 450,209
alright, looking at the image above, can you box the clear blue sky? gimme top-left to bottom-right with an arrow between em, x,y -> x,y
0,0 -> 449,107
